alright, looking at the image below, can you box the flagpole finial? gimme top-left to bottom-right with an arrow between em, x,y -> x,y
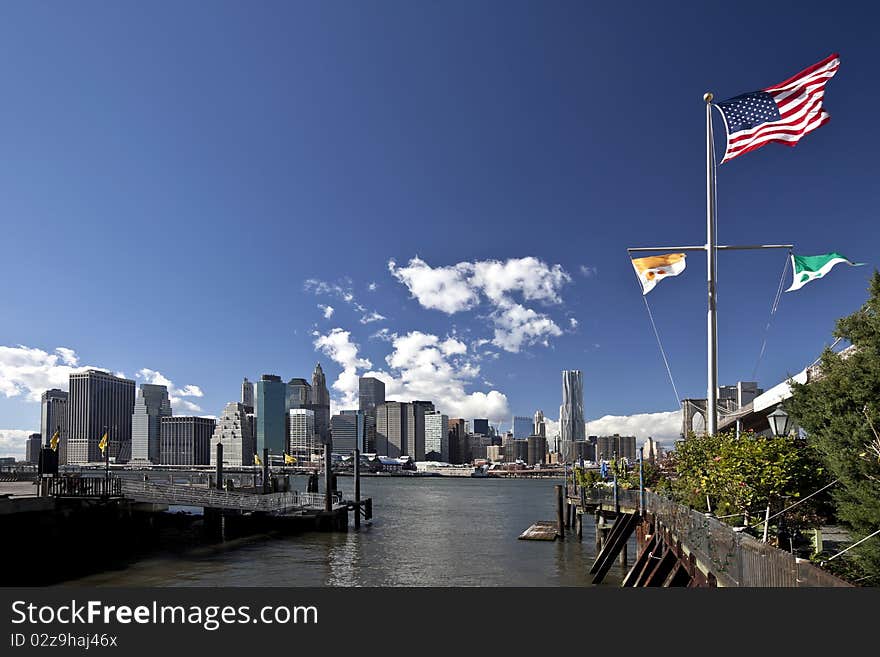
703,92 -> 714,103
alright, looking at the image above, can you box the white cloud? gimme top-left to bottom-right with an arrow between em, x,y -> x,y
389,256 -> 571,352
0,428 -> 37,459
313,328 -> 372,410
368,282 -> 378,291
580,265 -> 598,277
0,345 -> 105,402
569,317 -> 579,329
359,311 -> 386,324
319,304 -> 335,319
136,368 -> 205,414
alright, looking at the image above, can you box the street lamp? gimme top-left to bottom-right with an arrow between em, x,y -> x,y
767,407 -> 791,437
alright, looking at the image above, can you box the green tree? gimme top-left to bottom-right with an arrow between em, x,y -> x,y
786,271 -> 880,580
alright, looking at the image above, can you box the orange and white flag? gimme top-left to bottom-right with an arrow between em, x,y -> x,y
631,253 -> 686,295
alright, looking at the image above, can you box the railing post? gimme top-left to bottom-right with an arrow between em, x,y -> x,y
555,484 -> 564,538
262,447 -> 269,494
324,443 -> 333,513
216,443 -> 223,490
354,448 -> 361,529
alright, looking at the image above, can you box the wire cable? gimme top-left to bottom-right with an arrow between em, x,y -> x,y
642,294 -> 681,407
751,253 -> 791,380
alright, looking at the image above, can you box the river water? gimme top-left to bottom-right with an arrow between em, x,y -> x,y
64,476 -> 633,587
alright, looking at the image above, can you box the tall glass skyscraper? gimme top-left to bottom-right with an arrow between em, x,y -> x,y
310,364 -> 331,443
560,370 -> 585,462
512,415 -> 532,439
358,377 -> 385,415
41,389 -> 68,464
67,370 -> 135,464
256,374 -> 287,455
131,384 -> 172,463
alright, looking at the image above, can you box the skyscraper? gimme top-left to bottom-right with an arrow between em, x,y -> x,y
25,433 -> 42,464
472,418 -> 489,435
67,370 -> 135,464
160,416 -> 216,465
41,389 -> 68,464
210,402 -> 256,467
447,418 -> 468,464
288,408 -> 316,463
560,370 -> 585,462
330,410 -> 367,454
256,375 -> 287,455
407,400 -> 435,461
241,377 -> 254,409
358,377 -> 385,416
286,378 -> 312,410
309,364 -> 331,443
424,411 -> 448,461
131,384 -> 172,464
533,409 -> 546,438
376,401 -> 407,458
512,416 -> 532,439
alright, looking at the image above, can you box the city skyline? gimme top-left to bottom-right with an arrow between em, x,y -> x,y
2,2 -> 877,459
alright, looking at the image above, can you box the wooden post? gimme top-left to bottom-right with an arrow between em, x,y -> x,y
555,484 -> 564,538
354,448 -> 361,529
324,443 -> 333,513
215,442 -> 224,490
576,511 -> 583,540
619,540 -> 628,568
262,447 -> 269,493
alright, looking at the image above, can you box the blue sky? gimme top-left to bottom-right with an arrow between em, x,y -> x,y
1,1 -> 878,455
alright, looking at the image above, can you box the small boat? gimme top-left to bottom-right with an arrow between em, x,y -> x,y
470,466 -> 489,478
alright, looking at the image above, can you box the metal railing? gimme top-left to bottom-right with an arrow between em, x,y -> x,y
45,476 -> 122,498
119,479 -> 340,512
584,488 -> 850,587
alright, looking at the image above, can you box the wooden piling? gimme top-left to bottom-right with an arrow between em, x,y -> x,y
555,485 -> 564,538
354,448 -> 361,529
215,443 -> 224,490
324,443 -> 333,513
576,511 -> 583,540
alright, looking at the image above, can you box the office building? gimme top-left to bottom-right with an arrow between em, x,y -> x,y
504,439 -> 529,463
160,416 -> 216,465
25,433 -> 42,464
486,445 -> 503,462
533,410 -> 546,438
527,435 -> 547,465
513,416 -> 532,440
286,378 -> 311,410
67,370 -> 135,464
596,434 -> 637,462
331,410 -> 366,454
41,389 -> 68,465
241,377 -> 254,410
560,370 -> 585,462
472,418 -> 489,436
376,401 -> 407,458
309,364 -> 331,443
642,437 -> 659,463
288,408 -> 316,463
256,374 -> 287,455
447,418 -> 470,464
131,384 -> 172,464
424,411 -> 448,461
358,377 -> 385,416
407,400 -> 435,461
210,402 -> 256,467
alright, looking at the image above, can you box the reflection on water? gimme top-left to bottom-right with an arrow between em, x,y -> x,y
64,477 -> 634,587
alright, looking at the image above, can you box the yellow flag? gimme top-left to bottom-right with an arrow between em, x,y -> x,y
50,429 -> 60,452
98,431 -> 109,454
284,453 -> 296,464
254,453 -> 262,466
631,253 -> 687,295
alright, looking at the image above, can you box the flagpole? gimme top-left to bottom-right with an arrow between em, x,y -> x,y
705,92 -> 718,436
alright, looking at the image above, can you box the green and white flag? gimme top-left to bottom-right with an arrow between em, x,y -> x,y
786,252 -> 865,292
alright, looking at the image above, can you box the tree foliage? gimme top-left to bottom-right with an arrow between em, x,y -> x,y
786,270 -> 880,580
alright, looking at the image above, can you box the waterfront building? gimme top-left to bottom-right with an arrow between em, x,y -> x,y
424,411 -> 448,462
131,384 -> 172,464
407,400 -> 435,461
331,410 -> 367,454
40,389 -> 68,465
512,416 -> 532,440
533,410 -> 546,438
560,370 -> 585,462
288,408 -> 316,463
527,434 -> 548,465
486,445 -> 503,462
309,364 -> 331,443
241,377 -> 254,410
67,370 -> 135,464
210,402 -> 256,467
472,418 -> 489,436
503,439 -> 529,463
447,418 -> 468,464
596,434 -> 637,462
376,401 -> 407,458
25,433 -> 42,464
160,416 -> 216,465
256,374 -> 287,456
358,377 -> 385,416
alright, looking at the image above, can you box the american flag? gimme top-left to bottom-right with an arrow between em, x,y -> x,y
715,53 -> 840,163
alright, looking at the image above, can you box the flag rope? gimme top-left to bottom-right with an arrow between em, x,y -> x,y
751,252 -> 791,380
641,293 -> 681,407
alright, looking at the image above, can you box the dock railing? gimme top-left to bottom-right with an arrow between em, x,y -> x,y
584,487 -> 849,587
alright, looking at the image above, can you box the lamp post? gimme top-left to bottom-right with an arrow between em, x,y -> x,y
767,407 -> 791,437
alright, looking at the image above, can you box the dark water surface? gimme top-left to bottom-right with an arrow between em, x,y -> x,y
65,476 -> 633,587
